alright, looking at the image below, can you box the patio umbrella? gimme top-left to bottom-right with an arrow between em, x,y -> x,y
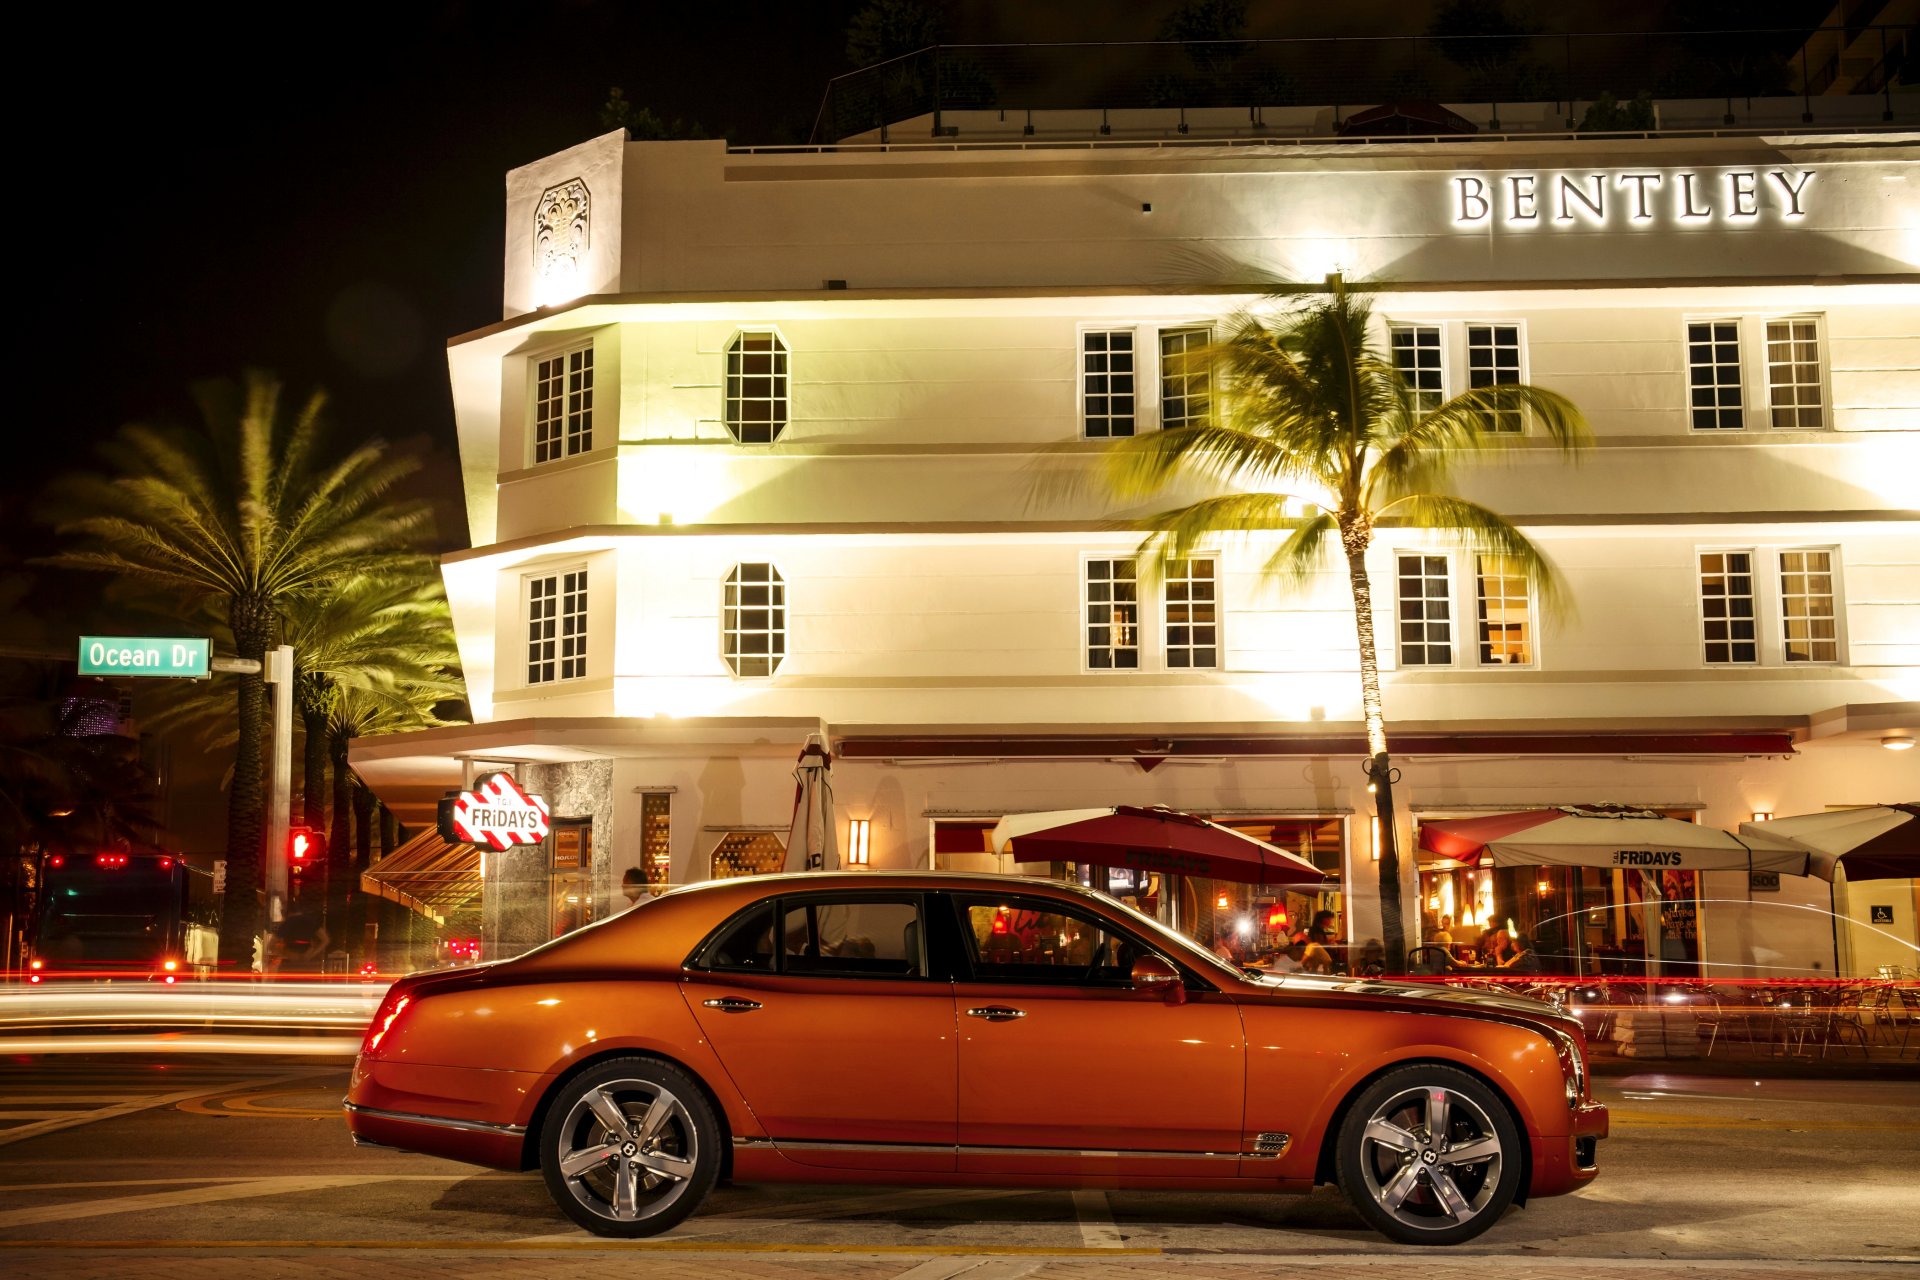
991,805 -> 1325,886
1419,805 -> 1808,874
783,739 -> 839,872
1739,804 -> 1920,882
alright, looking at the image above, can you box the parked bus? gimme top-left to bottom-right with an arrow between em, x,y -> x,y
27,850 -> 217,980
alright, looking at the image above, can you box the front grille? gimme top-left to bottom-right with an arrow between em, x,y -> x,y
1574,1136 -> 1598,1170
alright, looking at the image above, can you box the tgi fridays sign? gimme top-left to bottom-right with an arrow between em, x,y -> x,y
1451,168 -> 1814,227
438,772 -> 551,850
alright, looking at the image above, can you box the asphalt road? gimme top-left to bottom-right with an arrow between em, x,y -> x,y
0,1054 -> 1916,1279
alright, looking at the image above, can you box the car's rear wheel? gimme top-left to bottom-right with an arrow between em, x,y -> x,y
538,1057 -> 721,1237
1334,1063 -> 1523,1245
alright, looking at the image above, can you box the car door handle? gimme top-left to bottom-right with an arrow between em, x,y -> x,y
701,997 -> 762,1013
966,1006 -> 1027,1022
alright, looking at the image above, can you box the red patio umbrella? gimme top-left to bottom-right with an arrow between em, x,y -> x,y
991,805 -> 1326,887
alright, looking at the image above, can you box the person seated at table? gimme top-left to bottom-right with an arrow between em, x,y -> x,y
1432,914 -> 1455,947
1497,930 -> 1542,974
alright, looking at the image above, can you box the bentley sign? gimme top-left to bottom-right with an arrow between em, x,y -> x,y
439,772 -> 552,850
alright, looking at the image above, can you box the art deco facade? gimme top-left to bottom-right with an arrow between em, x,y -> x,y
356,118 -> 1919,977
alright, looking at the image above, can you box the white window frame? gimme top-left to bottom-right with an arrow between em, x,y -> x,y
1776,545 -> 1843,665
1388,323 -> 1446,415
1471,554 -> 1536,668
1162,555 -> 1221,670
724,328 -> 791,445
1392,551 -> 1457,668
1082,554 -> 1141,673
1079,327 -> 1139,439
721,562 -> 787,678
529,341 -> 595,466
1697,547 -> 1761,668
1761,314 -> 1829,431
1156,324 -> 1215,432
524,564 -> 589,685
1461,320 -> 1527,434
1681,317 -> 1747,431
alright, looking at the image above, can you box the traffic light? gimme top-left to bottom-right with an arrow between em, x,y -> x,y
288,826 -> 327,872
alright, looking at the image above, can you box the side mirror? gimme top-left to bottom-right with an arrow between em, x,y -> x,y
1130,954 -> 1187,1005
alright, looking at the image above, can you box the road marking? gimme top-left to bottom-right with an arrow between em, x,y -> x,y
0,1175 -> 401,1228
0,1175 -> 526,1194
1608,1109 -> 1920,1132
0,1240 -> 1164,1255
0,1111 -> 90,1120
0,1071 -> 325,1149
175,1089 -> 339,1118
1071,1188 -> 1124,1249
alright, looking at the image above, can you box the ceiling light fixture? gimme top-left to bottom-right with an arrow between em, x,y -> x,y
1881,736 -> 1915,751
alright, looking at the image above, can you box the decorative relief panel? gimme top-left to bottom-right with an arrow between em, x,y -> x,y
533,178 -> 591,296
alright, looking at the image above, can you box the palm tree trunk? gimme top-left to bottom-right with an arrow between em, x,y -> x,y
218,597 -> 273,968
328,733 -> 353,952
351,782 -> 376,965
1343,539 -> 1409,972
299,688 -> 328,832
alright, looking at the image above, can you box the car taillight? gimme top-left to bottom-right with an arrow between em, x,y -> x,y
48,855 -> 63,868
364,992 -> 413,1055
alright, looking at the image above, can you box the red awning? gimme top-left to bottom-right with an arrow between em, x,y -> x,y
994,806 -> 1327,887
1419,810 -> 1560,861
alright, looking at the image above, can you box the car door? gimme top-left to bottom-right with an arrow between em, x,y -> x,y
681,889 -> 956,1172
945,891 -> 1245,1179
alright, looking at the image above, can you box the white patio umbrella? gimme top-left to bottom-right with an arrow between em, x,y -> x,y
783,738 -> 839,872
1740,805 -> 1920,882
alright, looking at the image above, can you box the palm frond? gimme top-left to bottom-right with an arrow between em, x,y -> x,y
1378,493 -> 1570,616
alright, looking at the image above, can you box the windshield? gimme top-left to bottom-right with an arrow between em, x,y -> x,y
1081,885 -> 1251,985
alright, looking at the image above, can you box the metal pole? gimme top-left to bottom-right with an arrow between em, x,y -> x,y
265,644 -> 294,927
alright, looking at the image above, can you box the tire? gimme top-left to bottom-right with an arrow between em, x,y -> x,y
1334,1063 -> 1524,1246
537,1057 -> 722,1237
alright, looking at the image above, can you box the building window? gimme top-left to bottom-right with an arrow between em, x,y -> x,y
1686,320 -> 1744,430
550,820 -> 593,937
639,792 -> 672,896
1389,325 -> 1444,414
1474,555 -> 1531,665
1466,324 -> 1522,433
710,831 -> 786,879
526,568 -> 588,684
1779,549 -> 1838,663
1765,318 -> 1824,429
1700,551 -> 1758,665
1158,327 -> 1212,430
1085,558 -> 1139,669
1082,330 -> 1137,438
725,330 -> 790,444
1396,554 -> 1453,666
723,563 -> 786,677
533,345 -> 593,463
1164,557 -> 1218,669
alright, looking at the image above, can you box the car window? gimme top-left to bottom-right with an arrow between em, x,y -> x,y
777,897 -> 924,979
955,896 -> 1148,987
703,902 -> 776,972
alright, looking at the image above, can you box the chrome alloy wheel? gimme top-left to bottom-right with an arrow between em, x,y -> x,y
554,1077 -> 699,1223
1356,1085 -> 1505,1232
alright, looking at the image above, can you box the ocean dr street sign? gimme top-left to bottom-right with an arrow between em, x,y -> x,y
76,635 -> 210,678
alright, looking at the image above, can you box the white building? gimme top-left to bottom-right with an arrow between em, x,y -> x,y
355,115 -> 1920,979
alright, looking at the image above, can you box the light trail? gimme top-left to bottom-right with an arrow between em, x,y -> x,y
0,979 -> 389,1037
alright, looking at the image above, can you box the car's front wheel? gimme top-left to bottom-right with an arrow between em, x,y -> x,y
1334,1063 -> 1524,1245
538,1056 -> 721,1237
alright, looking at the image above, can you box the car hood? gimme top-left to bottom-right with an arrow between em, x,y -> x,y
1241,970 -> 1576,1028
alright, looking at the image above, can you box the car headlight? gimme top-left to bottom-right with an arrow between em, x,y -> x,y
1545,1026 -> 1587,1105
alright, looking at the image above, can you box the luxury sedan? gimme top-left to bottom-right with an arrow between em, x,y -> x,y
344,872 -> 1606,1244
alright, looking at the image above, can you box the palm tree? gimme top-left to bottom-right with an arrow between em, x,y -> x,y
45,374 -> 433,964
1100,288 -> 1589,968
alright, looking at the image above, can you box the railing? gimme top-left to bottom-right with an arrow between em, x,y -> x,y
807,26 -> 1916,146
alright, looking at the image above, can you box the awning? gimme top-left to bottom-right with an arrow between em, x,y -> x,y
1419,806 -> 1809,875
993,806 -> 1327,886
1742,804 -> 1920,882
360,829 -> 483,924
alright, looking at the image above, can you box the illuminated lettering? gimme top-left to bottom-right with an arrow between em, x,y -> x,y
1556,174 -> 1605,222
1616,172 -> 1662,221
1455,176 -> 1490,223
1508,174 -> 1538,221
1727,171 -> 1759,218
1770,169 -> 1814,217
1678,173 -> 1713,220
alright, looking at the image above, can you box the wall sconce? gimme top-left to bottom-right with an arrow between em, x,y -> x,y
1751,810 -> 1774,822
1370,816 -> 1381,862
1881,736 -> 1914,751
846,818 -> 871,868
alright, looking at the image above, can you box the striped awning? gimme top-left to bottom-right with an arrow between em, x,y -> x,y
361,829 -> 483,923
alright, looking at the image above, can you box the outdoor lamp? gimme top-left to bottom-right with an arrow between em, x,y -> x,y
1751,811 -> 1774,822
1881,735 -> 1914,751
847,818 -> 871,867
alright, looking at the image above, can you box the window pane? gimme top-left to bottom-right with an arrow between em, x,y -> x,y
725,331 -> 791,443
1475,555 -> 1531,665
1466,324 -> 1523,433
959,899 -> 1148,986
1086,558 -> 1139,669
1779,548 -> 1838,662
1765,319 -> 1824,430
778,899 -> 923,978
1389,324 -> 1444,414
723,563 -> 786,676
1396,554 -> 1453,665
705,902 -> 776,971
1164,557 -> 1218,669
1700,551 -> 1758,664
1686,320 -> 1743,429
1158,327 -> 1212,431
1083,330 -> 1137,438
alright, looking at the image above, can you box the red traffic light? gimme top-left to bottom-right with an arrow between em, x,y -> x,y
289,827 -> 327,862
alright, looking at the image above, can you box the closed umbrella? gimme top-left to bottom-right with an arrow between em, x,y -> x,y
991,805 -> 1325,886
783,739 -> 839,872
1739,804 -> 1920,882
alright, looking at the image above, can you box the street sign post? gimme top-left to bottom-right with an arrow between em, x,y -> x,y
76,636 -> 209,678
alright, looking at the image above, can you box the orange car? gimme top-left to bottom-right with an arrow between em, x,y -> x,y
344,872 -> 1606,1245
